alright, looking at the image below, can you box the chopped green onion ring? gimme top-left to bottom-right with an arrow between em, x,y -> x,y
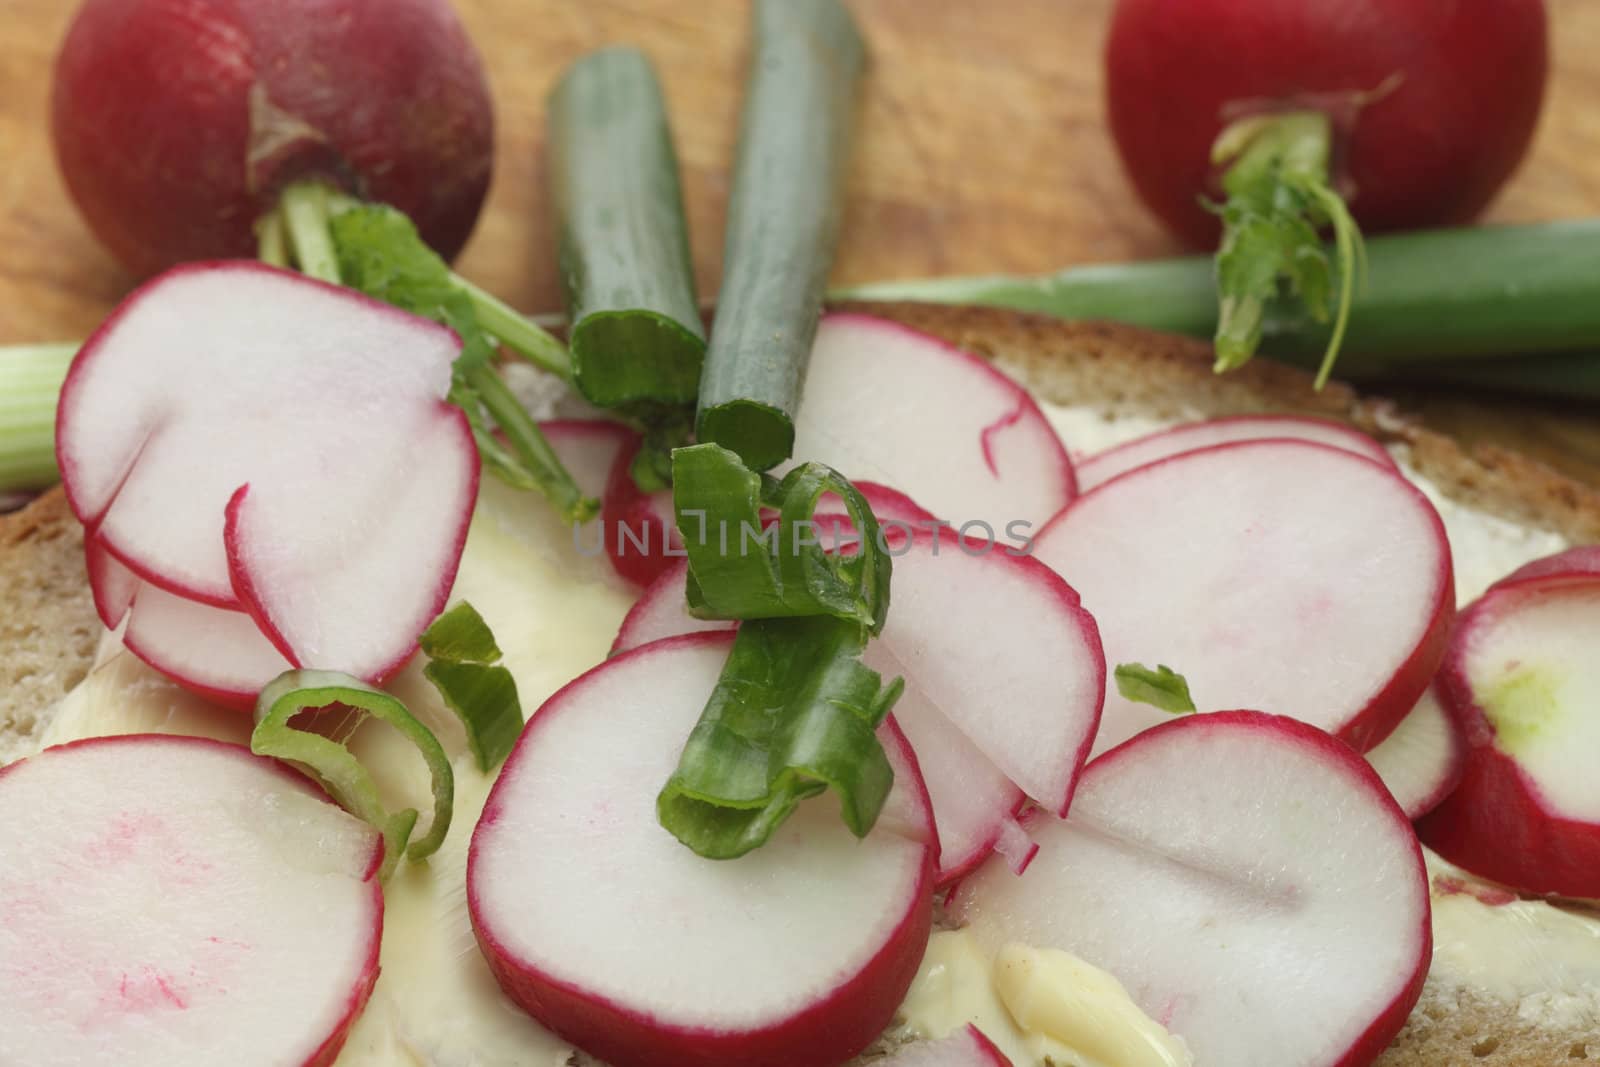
420,602 -> 525,772
253,669 -> 455,881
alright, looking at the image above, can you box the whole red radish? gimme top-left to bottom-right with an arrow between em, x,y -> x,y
1105,0 -> 1548,249
52,0 -> 494,277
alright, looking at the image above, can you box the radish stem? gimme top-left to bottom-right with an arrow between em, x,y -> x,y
469,360 -> 597,521
0,343 -> 74,492
255,211 -> 291,268
454,276 -> 573,379
281,181 -> 342,284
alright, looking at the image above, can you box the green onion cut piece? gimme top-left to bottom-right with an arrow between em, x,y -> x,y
833,220 -> 1600,385
420,602 -> 525,772
549,47 -> 706,410
672,442 -> 890,630
253,669 -> 455,881
696,0 -> 867,471
658,615 -> 902,859
1114,662 -> 1196,715
328,203 -> 597,522
0,343 -> 75,492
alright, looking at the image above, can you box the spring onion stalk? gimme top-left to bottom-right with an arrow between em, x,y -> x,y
1114,663 -> 1196,715
0,343 -> 74,492
657,615 -> 902,859
253,670 -> 455,881
328,203 -> 597,522
834,220 -> 1600,379
696,0 -> 867,471
420,601 -> 525,772
548,47 -> 705,410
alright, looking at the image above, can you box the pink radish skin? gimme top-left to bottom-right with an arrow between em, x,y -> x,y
1418,548 -> 1600,896
880,1025 -> 1014,1066
52,0 -> 494,277
1075,415 -> 1395,493
58,263 -> 477,699
468,632 -> 937,1067
600,436 -> 682,587
955,712 -> 1432,1067
1365,684 -> 1466,821
788,315 -> 1076,540
1034,439 -> 1453,757
0,734 -> 384,1067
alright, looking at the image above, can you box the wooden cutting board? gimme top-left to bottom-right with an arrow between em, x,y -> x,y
4,0 -> 1600,484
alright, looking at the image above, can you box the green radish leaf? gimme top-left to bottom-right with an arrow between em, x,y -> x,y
420,602 -> 525,773
1210,110 -> 1365,386
1114,662 -> 1197,715
253,670 -> 455,881
657,616 -> 902,859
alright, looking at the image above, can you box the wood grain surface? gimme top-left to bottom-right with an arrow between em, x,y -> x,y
3,0 -> 1599,482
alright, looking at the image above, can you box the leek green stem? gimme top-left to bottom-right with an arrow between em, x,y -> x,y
0,343 -> 75,491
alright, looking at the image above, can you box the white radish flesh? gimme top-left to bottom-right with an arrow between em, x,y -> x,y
57,263 -> 478,692
1075,415 -> 1393,493
86,539 -> 293,710
1033,440 -> 1453,757
1365,685 -> 1465,820
0,734 -> 384,1067
954,712 -> 1431,1067
1419,548 -> 1600,897
789,314 -> 1074,538
468,633 -> 937,1067
541,419 -> 636,499
880,1025 -> 1013,1066
867,532 -> 1102,881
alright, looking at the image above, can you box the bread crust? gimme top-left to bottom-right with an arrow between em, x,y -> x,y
4,307 -> 1596,1064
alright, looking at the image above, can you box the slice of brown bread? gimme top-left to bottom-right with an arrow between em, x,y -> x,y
3,306 -> 1596,1065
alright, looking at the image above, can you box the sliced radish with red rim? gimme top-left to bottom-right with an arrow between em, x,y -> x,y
953,711 -> 1431,1067
0,734 -> 384,1067
1418,547 -> 1600,896
1075,415 -> 1394,493
1034,439 -> 1453,757
468,632 -> 937,1067
541,419 -> 637,500
788,314 -> 1075,540
1365,684 -> 1465,820
57,263 -> 478,695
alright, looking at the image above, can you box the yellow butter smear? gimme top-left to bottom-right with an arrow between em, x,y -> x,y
897,929 -> 1191,1067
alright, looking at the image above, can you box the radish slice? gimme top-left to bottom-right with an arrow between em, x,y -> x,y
1418,548 -> 1600,896
1033,440 -> 1453,756
954,712 -> 1431,1067
58,263 -> 462,605
0,735 -> 384,1067
225,402 -> 477,678
87,539 -> 293,710
468,632 -> 936,1067
788,314 -> 1074,538
1365,684 -> 1465,820
881,1025 -> 1013,1066
601,435 -> 678,587
542,418 -> 636,499
611,559 -> 735,654
1075,415 -> 1394,493
867,532 -> 1102,882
